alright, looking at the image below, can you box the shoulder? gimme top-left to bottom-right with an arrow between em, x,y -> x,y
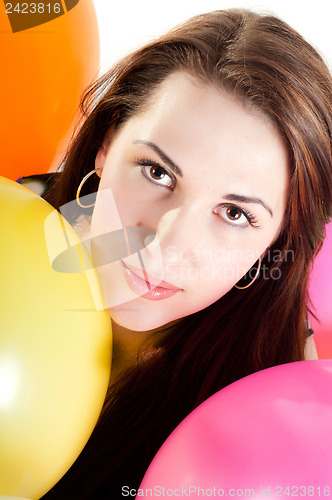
16,173 -> 60,197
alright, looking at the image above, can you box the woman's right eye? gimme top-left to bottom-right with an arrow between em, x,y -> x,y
133,159 -> 176,190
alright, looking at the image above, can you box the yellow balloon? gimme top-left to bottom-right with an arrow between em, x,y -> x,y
0,177 -> 112,498
0,497 -> 33,500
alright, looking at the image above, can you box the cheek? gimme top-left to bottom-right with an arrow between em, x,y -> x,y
173,251 -> 257,314
99,165 -> 150,225
166,246 -> 259,290
95,175 -> 133,230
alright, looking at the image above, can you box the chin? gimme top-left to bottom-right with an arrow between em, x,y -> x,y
108,304 -> 168,332
107,304 -> 174,332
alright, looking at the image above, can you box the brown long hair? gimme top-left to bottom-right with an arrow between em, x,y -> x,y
42,9 -> 332,498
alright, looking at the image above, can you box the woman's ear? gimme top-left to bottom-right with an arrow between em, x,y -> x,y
95,144 -> 108,178
94,123 -> 116,178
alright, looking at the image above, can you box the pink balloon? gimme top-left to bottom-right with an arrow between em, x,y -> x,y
308,223 -> 332,358
138,361 -> 332,498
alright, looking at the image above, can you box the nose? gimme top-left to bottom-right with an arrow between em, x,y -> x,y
144,206 -> 202,269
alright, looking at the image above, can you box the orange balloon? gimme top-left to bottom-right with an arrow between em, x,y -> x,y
0,0 -> 100,180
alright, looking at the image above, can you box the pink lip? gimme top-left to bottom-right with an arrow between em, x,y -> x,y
121,261 -> 182,301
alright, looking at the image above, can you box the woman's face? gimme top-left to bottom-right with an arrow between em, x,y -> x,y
91,72 -> 289,331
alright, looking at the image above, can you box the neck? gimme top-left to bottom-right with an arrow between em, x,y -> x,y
109,318 -> 184,385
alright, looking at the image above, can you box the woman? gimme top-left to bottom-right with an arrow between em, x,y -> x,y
41,8 -> 332,498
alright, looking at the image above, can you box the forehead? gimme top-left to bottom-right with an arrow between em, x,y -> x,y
142,71 -> 273,127
135,71 -> 284,155
130,72 -> 288,189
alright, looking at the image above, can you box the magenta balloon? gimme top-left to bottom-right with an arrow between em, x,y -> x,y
139,361 -> 332,498
308,223 -> 332,358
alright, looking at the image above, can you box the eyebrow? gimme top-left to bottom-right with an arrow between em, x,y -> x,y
223,193 -> 273,217
133,140 -> 183,177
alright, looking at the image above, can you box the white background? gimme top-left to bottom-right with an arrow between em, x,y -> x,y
93,0 -> 331,73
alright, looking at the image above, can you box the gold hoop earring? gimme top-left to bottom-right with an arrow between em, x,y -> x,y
76,168 -> 102,208
234,257 -> 262,290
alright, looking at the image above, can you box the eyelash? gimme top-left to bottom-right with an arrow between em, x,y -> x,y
214,204 -> 261,229
133,158 -> 261,229
133,158 -> 176,190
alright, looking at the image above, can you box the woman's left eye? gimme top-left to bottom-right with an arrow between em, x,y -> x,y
213,204 -> 260,228
133,159 -> 175,190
